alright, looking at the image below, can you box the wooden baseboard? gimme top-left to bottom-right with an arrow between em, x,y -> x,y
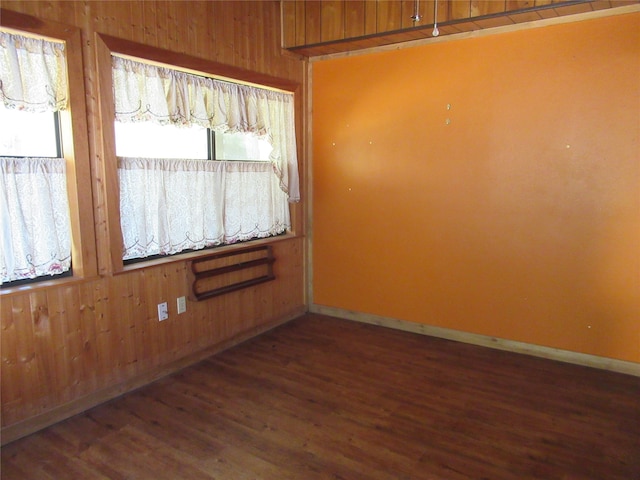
310,304 -> 640,377
1,307 -> 305,446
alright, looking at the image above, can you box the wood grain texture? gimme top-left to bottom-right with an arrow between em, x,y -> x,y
304,0 -> 322,45
377,0 -> 403,31
311,305 -> 640,377
450,0 -> 472,20
282,0 -> 297,47
365,0 -> 380,34
477,0 -> 508,15
282,0 -> 639,56
320,0 -> 344,41
401,0 -> 417,28
1,238 -> 304,441
345,0 -> 366,38
294,0 -> 307,45
2,314 -> 639,479
0,0 -> 306,439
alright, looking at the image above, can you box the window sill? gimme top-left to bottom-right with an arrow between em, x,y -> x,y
0,234 -> 303,294
118,232 -> 302,275
0,273 -> 102,298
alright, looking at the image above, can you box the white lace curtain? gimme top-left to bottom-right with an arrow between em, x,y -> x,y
0,32 -> 68,111
119,158 -> 289,260
0,32 -> 71,284
112,56 -> 299,201
112,56 -> 297,260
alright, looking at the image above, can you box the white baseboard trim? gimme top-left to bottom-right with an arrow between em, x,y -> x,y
310,304 -> 640,377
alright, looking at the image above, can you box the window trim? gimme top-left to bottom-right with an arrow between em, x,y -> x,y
94,33 -> 302,275
0,9 -> 98,293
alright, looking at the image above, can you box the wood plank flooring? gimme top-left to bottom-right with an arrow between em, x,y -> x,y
2,314 -> 639,479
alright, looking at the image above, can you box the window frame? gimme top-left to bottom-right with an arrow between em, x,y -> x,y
95,34 -> 302,275
0,10 -> 98,293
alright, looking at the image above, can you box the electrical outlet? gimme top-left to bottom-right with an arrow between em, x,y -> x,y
157,302 -> 169,321
177,296 -> 187,314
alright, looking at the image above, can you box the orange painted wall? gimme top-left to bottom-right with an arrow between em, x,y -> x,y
312,13 -> 640,363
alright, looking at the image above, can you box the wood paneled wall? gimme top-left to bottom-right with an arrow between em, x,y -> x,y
1,1 -> 306,443
1,241 -> 304,430
282,0 -> 637,56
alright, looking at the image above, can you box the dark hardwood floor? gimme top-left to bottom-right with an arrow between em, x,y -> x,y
2,314 -> 639,479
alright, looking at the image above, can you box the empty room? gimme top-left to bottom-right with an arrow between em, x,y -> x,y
1,1 -> 638,478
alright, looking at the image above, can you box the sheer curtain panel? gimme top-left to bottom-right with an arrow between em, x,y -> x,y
0,32 -> 68,112
0,157 -> 71,282
118,158 -> 289,260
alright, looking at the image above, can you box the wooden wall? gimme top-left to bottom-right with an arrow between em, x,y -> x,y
1,1 -> 306,443
312,12 -> 640,364
282,0 -> 637,56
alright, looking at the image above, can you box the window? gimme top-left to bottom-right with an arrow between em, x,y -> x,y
114,121 -> 208,160
114,122 -> 273,162
212,131 -> 272,162
0,15 -> 96,288
1,107 -> 61,158
110,55 -> 300,262
0,32 -> 72,285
